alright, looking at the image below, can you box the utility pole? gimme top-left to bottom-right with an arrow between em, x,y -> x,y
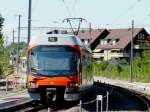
13,29 -> 15,44
89,22 -> 92,43
28,0 -> 32,43
11,29 -> 15,78
12,29 -> 15,66
17,15 -> 21,73
130,20 -> 134,82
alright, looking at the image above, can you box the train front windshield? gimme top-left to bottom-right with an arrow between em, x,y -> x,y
29,46 -> 77,76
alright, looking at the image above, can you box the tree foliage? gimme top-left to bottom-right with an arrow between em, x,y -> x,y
7,42 -> 27,57
0,14 -> 4,77
0,14 -> 4,32
0,14 -> 13,78
93,50 -> 150,82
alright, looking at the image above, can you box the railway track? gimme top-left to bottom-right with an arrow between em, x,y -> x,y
84,82 -> 150,111
112,85 -> 150,111
0,100 -> 44,112
2,83 -> 150,112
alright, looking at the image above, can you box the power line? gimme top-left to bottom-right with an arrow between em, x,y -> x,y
138,13 -> 150,25
20,26 -> 90,31
73,0 -> 77,17
105,23 -> 150,29
112,0 -> 141,24
62,0 -> 72,17
101,17 -> 150,29
135,24 -> 150,27
19,23 -> 150,31
32,0 -> 39,14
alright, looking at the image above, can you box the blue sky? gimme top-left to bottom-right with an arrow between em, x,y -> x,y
1,0 -> 150,43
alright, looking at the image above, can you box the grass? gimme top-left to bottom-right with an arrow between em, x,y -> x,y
93,58 -> 150,83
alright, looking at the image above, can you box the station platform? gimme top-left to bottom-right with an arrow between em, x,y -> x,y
93,76 -> 150,96
0,89 -> 31,110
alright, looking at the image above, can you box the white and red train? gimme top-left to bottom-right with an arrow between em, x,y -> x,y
26,34 -> 93,103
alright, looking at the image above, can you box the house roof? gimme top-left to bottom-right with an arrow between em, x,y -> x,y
96,28 -> 148,49
68,29 -> 106,42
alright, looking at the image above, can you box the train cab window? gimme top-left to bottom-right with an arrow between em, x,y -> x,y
29,46 -> 77,76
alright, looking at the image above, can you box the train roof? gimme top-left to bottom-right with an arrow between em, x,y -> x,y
29,34 -> 83,46
29,34 -> 92,53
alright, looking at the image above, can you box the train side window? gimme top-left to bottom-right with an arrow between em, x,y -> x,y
29,52 -> 38,72
77,58 -> 81,72
31,51 -> 34,55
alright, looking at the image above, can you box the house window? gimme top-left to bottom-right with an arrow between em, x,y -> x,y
100,40 -> 104,46
138,33 -> 144,39
104,40 -> 107,45
84,40 -> 88,45
109,39 -> 119,46
81,39 -> 84,42
112,40 -> 116,45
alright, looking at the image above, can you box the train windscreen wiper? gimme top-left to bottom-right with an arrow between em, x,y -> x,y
30,68 -> 43,75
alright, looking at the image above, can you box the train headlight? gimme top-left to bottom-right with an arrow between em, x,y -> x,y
68,82 -> 78,88
29,82 -> 37,88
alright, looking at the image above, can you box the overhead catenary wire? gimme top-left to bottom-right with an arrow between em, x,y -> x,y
138,13 -> 150,25
73,0 -> 77,17
32,0 -> 39,14
112,0 -> 141,24
19,23 -> 150,32
61,0 -> 80,28
62,0 -> 72,17
99,22 -> 150,29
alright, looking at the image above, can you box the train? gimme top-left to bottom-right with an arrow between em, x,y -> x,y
26,34 -> 93,104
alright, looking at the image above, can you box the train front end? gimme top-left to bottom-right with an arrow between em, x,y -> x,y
26,34 -> 82,102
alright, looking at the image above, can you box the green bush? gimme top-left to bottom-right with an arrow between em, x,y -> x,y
93,51 -> 150,82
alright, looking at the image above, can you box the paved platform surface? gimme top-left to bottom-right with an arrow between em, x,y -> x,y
0,89 -> 31,110
94,76 -> 150,96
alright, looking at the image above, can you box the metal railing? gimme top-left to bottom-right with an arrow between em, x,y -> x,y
0,78 -> 25,94
0,79 -> 14,94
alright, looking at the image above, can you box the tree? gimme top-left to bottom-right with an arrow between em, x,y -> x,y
7,42 -> 27,57
0,14 -> 4,32
0,14 -> 13,78
0,14 -> 4,77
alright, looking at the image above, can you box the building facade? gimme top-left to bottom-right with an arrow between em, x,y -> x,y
92,28 -> 149,61
69,28 -> 149,61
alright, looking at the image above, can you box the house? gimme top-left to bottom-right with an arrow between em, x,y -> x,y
68,29 -> 109,49
93,28 -> 150,61
68,28 -> 149,61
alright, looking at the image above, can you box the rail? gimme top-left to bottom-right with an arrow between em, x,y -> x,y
95,82 -> 150,112
113,84 -> 150,112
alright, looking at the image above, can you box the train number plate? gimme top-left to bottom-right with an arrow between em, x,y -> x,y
46,88 -> 56,91
48,37 -> 57,42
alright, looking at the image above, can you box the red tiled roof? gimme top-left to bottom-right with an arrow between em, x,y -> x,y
97,28 -> 146,49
